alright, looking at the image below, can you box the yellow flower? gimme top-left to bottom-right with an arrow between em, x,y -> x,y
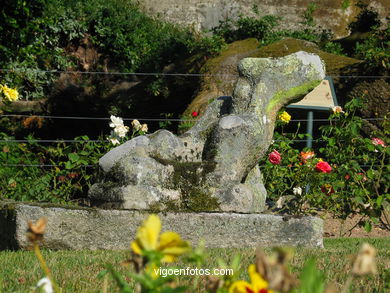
131,215 -> 190,263
229,264 -> 273,293
0,84 -> 19,102
278,111 -> 291,123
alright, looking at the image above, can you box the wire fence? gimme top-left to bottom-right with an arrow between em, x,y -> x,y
1,68 -> 390,78
0,114 -> 388,122
0,163 -> 381,168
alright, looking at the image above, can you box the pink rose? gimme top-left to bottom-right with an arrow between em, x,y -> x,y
371,138 -> 386,147
268,149 -> 281,165
315,161 -> 332,173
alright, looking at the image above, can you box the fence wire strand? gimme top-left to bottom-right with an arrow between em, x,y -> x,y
0,68 -> 389,78
1,114 -> 388,122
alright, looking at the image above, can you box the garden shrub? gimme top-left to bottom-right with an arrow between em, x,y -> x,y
0,0 -> 225,102
0,133 -> 111,203
260,98 -> 389,231
210,10 -> 344,55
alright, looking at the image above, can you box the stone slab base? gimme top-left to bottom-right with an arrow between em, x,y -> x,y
0,202 -> 323,250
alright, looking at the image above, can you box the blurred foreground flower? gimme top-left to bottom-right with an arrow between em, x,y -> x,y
35,277 -> 53,293
27,217 -> 47,243
352,243 -> 377,276
0,84 -> 19,102
229,264 -> 273,293
278,111 -> 291,123
131,214 -> 190,263
27,218 -> 61,293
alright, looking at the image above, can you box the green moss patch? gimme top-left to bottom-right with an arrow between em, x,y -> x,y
151,156 -> 220,212
266,80 -> 321,115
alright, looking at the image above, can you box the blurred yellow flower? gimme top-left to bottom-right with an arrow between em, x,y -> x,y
131,215 -> 190,263
0,84 -> 19,102
278,111 -> 291,123
229,264 -> 273,293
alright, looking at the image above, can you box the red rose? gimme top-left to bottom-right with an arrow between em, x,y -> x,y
191,111 -> 199,118
268,149 -> 281,165
315,161 -> 332,173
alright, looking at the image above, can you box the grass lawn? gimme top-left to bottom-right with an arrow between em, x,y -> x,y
0,238 -> 389,292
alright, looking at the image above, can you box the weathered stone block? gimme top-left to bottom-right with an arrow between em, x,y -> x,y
0,202 -> 323,250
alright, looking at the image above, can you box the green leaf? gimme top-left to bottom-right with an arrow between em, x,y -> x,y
367,169 -> 375,180
364,221 -> 372,233
298,258 -> 325,293
65,161 -> 73,169
106,265 -> 133,293
68,153 -> 80,162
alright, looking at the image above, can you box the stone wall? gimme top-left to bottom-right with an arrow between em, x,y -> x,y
138,0 -> 389,38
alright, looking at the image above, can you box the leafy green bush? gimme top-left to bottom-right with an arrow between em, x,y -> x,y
0,0 -> 225,101
210,12 -> 343,55
260,98 -> 389,230
0,134 -> 111,203
355,23 -> 389,73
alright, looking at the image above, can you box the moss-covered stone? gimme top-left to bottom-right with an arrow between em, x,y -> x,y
184,38 -> 362,119
151,156 -> 220,212
266,80 -> 322,115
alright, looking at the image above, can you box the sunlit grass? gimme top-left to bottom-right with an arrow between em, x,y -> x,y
0,238 -> 388,292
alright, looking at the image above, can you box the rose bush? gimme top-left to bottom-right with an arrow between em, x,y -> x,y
260,101 -> 389,231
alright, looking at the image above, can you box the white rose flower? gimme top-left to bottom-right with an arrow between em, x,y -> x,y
293,187 -> 302,196
332,106 -> 344,114
131,119 -> 142,131
109,137 -> 120,145
109,115 -> 124,128
141,123 -> 148,132
114,125 -> 129,137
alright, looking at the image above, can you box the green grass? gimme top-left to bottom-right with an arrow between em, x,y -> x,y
0,238 -> 389,292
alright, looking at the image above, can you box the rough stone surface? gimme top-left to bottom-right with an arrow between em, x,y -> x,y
0,202 -> 323,250
138,0 -> 389,39
89,51 -> 325,213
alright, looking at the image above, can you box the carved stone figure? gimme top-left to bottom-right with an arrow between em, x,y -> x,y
89,51 -> 325,213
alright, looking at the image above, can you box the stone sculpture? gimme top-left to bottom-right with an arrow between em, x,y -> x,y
89,51 -> 325,213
